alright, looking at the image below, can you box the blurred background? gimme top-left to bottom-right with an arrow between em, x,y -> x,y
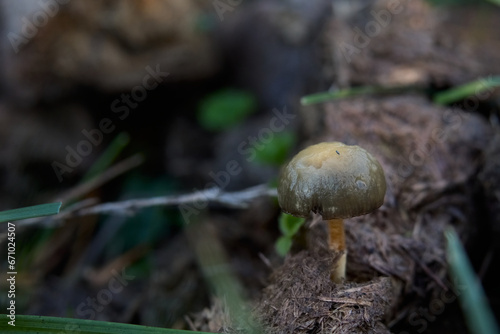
0,0 -> 499,333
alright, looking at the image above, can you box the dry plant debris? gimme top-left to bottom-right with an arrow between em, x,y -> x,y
257,249 -> 394,334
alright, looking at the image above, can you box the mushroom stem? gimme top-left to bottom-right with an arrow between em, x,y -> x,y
327,218 -> 346,282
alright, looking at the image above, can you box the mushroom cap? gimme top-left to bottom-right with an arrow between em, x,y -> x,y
277,142 -> 386,219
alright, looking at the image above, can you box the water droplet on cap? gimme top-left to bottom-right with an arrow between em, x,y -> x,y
356,180 -> 367,190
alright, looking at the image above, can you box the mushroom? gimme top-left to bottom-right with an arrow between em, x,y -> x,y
277,142 -> 386,282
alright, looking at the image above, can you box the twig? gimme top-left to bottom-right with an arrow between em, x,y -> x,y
317,296 -> 372,307
77,184 -> 277,216
339,281 -> 384,295
14,185 -> 278,228
54,153 -> 144,204
402,246 -> 449,291
11,155 -> 143,229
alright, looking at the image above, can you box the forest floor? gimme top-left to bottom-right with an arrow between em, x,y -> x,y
1,0 -> 500,333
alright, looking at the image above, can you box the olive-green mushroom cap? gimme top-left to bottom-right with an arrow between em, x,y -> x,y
277,142 -> 386,219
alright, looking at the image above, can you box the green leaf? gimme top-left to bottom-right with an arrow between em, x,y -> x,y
253,131 -> 296,166
275,236 -> 292,257
0,202 -> 61,223
445,228 -> 500,334
197,89 -> 257,131
0,314 -> 211,333
433,76 -> 500,105
278,213 -> 305,237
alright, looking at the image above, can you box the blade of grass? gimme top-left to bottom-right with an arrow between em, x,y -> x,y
0,314 -> 211,333
300,84 -> 419,105
445,227 -> 500,334
83,132 -> 130,182
187,218 -> 262,334
56,154 -> 144,205
433,76 -> 500,105
0,202 -> 61,223
485,0 -> 500,5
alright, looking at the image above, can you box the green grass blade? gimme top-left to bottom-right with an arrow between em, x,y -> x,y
301,86 -> 376,105
0,314 -> 212,333
485,0 -> 500,5
0,202 -> 61,223
300,84 -> 419,105
445,228 -> 500,334
191,223 -> 262,334
83,132 -> 130,181
433,76 -> 500,105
